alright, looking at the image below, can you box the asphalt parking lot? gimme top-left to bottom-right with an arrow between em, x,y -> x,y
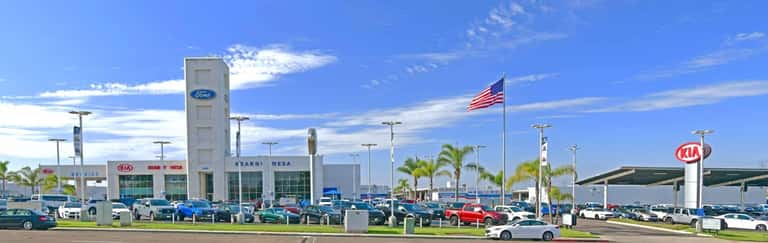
572,219 -> 727,243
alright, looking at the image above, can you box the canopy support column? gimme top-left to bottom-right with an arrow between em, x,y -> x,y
603,180 -> 608,209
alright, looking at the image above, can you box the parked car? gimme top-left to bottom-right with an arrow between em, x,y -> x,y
579,207 -> 614,220
299,205 -> 342,224
420,202 -> 445,220
111,203 -> 130,219
379,203 -> 432,226
276,204 -> 301,215
57,202 -> 81,219
257,207 -> 300,224
630,208 -> 659,222
715,213 -> 768,231
445,202 -> 467,210
649,205 -> 672,219
0,199 -> 6,211
318,197 -> 332,206
175,200 -> 217,221
445,203 -> 507,227
494,205 -> 535,221
0,208 -> 57,230
485,219 -> 560,241
132,198 -> 175,220
215,203 -> 255,223
350,202 -> 386,225
611,207 -> 638,220
31,194 -> 77,215
664,208 -> 701,227
509,201 -> 534,213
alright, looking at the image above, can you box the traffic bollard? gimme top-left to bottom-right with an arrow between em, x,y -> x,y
193,214 -> 196,224
172,213 -> 175,224
212,214 -> 215,224
476,219 -> 479,229
439,218 -> 442,228
306,216 -> 310,225
286,215 -> 289,225
420,217 -> 423,228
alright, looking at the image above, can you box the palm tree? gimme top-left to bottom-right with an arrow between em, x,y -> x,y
549,186 -> 573,223
509,159 -> 574,222
397,157 -> 422,200
413,159 -> 450,200
394,178 -> 411,198
438,144 -> 474,201
0,161 -> 10,197
42,175 -> 77,195
9,166 -> 45,195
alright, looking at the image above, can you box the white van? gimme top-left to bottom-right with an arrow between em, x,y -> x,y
319,197 -> 332,206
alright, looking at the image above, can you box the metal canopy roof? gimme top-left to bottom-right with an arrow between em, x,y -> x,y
577,166 -> 768,187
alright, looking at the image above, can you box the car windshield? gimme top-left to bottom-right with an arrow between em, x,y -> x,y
508,207 -> 522,212
42,195 -> 69,201
423,203 -> 440,209
320,198 -> 331,202
112,203 -> 126,209
273,208 -> 285,213
402,204 -> 422,211
352,203 -> 371,210
319,206 -> 336,213
150,199 -> 171,206
64,202 -> 81,208
187,201 -> 211,208
481,205 -> 493,211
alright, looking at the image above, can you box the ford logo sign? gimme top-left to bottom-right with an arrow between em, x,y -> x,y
190,89 -> 216,100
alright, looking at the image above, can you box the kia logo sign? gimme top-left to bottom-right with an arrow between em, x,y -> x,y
190,89 -> 216,100
41,168 -> 54,175
675,142 -> 712,163
117,164 -> 134,172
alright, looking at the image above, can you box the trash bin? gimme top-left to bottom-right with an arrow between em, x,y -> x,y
120,211 -> 132,226
562,213 -> 576,228
403,217 -> 415,235
344,210 -> 368,233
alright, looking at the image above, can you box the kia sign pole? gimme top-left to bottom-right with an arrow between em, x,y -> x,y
675,135 -> 713,233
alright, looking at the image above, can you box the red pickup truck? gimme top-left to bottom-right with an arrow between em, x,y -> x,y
445,203 -> 508,227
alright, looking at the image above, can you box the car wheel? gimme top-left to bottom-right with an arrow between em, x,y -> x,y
134,210 -> 141,220
689,219 -> 697,228
542,231 -> 554,241
756,224 -> 766,231
450,215 -> 459,226
23,221 -> 33,230
594,215 -> 599,220
89,208 -> 97,215
484,218 -> 494,228
499,231 -> 512,241
665,217 -> 673,224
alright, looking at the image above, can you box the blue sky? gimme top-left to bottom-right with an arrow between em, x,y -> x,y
1,0 -> 767,189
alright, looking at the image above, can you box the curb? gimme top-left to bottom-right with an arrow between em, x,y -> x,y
605,220 -> 694,235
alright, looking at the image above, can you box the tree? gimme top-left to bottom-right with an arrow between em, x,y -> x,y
548,186 -> 573,223
509,159 -> 575,222
0,161 -> 9,197
438,144 -> 474,201
42,174 -> 77,196
397,157 -> 422,200
9,166 -> 45,195
394,178 -> 411,198
413,159 -> 450,200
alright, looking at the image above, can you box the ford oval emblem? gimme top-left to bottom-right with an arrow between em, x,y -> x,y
190,89 -> 216,100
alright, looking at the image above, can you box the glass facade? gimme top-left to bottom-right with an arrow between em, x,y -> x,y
119,175 -> 153,200
227,172 -> 263,201
205,173 -> 214,201
274,171 -> 310,201
164,175 -> 187,201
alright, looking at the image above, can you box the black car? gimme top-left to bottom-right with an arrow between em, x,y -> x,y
349,202 -> 386,225
0,209 -> 57,230
300,205 -> 342,224
215,203 -> 255,223
378,203 -> 432,226
420,202 -> 445,220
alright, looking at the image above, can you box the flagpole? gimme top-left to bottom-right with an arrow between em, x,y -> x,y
500,73 -> 506,206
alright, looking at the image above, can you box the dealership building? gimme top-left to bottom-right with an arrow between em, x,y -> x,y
39,57 -> 360,204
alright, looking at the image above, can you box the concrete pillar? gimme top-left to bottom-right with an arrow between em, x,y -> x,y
603,180 -> 608,209
740,182 -> 746,209
673,181 -> 679,208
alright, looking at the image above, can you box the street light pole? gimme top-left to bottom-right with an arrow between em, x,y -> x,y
350,153 -> 359,200
568,144 -> 580,214
531,123 -> 551,219
48,138 -> 67,193
153,141 -> 171,199
382,121 -> 401,227
262,141 -> 278,206
474,145 -> 486,204
692,129 -> 713,232
70,110 -> 91,203
361,144 -> 377,201
230,116 -> 249,224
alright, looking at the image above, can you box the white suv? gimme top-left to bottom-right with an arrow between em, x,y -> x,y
579,207 -> 614,220
495,205 -> 535,221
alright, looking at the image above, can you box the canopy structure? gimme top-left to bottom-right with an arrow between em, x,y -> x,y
576,166 -> 768,208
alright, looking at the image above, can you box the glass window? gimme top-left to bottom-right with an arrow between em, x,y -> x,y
737,215 -> 752,220
274,171 -> 310,202
228,172 -> 263,201
42,195 -> 69,201
64,202 -> 81,208
165,175 -> 188,201
112,203 -> 127,209
16,209 -> 31,216
119,175 -> 154,200
205,173 -> 214,201
149,199 -> 170,206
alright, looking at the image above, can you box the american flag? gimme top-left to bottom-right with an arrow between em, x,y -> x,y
467,78 -> 504,111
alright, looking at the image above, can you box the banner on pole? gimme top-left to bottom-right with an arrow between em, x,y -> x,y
236,131 -> 241,156
73,126 -> 82,157
540,137 -> 548,166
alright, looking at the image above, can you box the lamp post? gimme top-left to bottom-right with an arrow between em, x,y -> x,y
382,121 -> 401,227
350,153 -> 359,200
68,155 -> 76,197
568,144 -> 580,214
474,145 -> 486,204
48,138 -> 67,193
692,129 -> 713,232
262,141 -> 278,206
531,123 -> 551,219
70,110 -> 91,203
230,116 -> 249,224
153,141 -> 171,199
361,144 -> 377,201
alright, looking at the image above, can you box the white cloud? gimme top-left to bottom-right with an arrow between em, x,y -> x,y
361,80 -> 383,89
589,81 -> 768,112
506,73 -> 559,84
508,97 -> 605,112
725,32 -> 765,45
37,44 -> 336,98
397,52 -> 469,63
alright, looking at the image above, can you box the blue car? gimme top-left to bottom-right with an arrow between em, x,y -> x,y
175,200 -> 217,220
0,208 -> 57,230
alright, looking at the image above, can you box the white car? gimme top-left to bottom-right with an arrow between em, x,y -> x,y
318,197 -> 332,206
649,204 -> 672,219
58,202 -> 82,218
111,203 -> 131,219
630,209 -> 659,222
494,205 -> 535,221
579,207 -> 614,220
486,219 -> 560,241
716,213 -> 768,231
